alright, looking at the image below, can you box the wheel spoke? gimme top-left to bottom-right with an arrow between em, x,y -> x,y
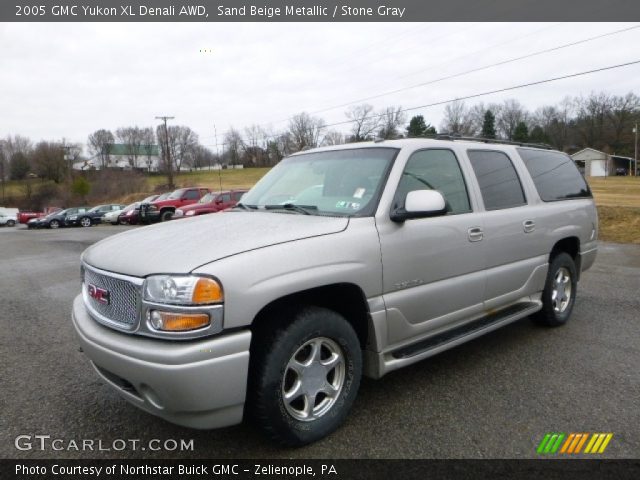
287,358 -> 306,375
321,352 -> 342,372
303,393 -> 315,418
320,382 -> 339,399
284,379 -> 302,401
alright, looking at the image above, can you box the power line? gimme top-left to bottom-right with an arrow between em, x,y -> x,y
209,24 -> 638,144
203,59 -> 640,148
305,24 -> 640,117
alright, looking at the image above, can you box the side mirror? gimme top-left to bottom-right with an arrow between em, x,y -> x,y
391,190 -> 447,222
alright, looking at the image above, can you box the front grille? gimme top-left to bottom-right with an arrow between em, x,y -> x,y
83,265 -> 141,329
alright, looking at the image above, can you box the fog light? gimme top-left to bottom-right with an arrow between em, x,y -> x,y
147,310 -> 210,331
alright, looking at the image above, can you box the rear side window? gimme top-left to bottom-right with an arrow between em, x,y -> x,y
467,150 -> 526,210
395,149 -> 471,214
517,148 -> 591,201
184,190 -> 200,200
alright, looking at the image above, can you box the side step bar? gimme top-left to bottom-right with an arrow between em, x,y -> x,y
391,301 -> 540,360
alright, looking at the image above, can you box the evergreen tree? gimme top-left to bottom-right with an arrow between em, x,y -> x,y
406,115 -> 427,137
513,121 -> 529,142
528,125 -> 549,144
481,110 -> 497,139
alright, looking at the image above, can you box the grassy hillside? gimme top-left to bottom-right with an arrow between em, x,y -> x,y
4,170 -> 640,243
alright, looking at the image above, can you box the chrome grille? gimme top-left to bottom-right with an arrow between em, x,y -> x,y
83,265 -> 141,329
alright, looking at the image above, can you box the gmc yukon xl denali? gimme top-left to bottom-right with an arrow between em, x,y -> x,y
72,139 -> 598,446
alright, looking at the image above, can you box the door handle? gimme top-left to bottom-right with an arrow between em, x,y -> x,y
468,226 -> 484,242
523,220 -> 536,233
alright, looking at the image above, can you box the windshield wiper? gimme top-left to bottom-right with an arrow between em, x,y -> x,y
263,203 -> 318,215
233,202 -> 258,211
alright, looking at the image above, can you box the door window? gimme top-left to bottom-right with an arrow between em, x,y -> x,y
394,149 -> 471,214
184,190 -> 200,200
467,150 -> 526,210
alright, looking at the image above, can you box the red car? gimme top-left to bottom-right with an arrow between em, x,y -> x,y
17,206 -> 62,224
144,187 -> 211,222
173,190 -> 247,218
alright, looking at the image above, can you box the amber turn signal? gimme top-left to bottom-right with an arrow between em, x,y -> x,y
192,277 -> 223,304
148,310 -> 210,331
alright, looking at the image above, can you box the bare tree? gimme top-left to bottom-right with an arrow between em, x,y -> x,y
322,130 -> 346,146
224,128 -> 244,166
440,99 -> 475,135
607,93 -> 640,151
497,99 -> 529,140
346,104 -> 380,142
139,127 -> 156,171
377,106 -> 406,139
288,112 -> 326,151
173,126 -> 199,170
243,124 -> 268,166
87,129 -> 115,169
116,127 -> 146,168
31,141 -> 66,183
574,93 -> 611,149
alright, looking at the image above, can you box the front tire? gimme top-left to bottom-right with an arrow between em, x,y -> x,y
79,216 -> 92,227
160,210 -> 173,222
7,219 -> 15,227
49,219 -> 60,229
532,252 -> 577,327
248,306 -> 362,446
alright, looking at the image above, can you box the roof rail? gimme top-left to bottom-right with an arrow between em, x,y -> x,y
412,133 -> 554,150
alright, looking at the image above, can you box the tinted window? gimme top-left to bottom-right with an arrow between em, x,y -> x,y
517,148 -> 591,201
220,193 -> 231,203
233,192 -> 245,201
468,150 -> 526,210
395,149 -> 471,214
184,190 -> 200,200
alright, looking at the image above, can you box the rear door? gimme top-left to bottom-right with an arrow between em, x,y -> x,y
466,149 -> 547,309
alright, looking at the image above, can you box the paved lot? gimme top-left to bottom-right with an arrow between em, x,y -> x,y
1,225 -> 638,459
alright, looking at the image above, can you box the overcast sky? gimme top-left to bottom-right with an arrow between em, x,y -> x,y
1,22 -> 639,153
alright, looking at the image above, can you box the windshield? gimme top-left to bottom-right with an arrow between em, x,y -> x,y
199,193 -> 215,204
48,209 -> 66,218
240,148 -> 398,216
155,193 -> 170,201
88,205 -> 103,213
142,195 -> 157,203
123,202 -> 139,212
167,189 -> 185,200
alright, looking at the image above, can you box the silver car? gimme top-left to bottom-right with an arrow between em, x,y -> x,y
72,138 -> 598,446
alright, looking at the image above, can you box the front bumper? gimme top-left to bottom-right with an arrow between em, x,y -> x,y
71,295 -> 251,429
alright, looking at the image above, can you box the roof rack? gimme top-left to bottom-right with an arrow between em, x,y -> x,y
412,133 -> 554,150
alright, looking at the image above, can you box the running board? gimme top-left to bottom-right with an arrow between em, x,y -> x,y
391,301 -> 541,360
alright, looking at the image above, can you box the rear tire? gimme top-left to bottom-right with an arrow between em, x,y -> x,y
80,217 -> 92,227
7,219 -> 15,227
248,306 -> 362,446
532,252 -> 577,327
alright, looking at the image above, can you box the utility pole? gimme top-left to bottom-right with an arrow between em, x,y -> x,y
156,116 -> 175,187
634,123 -> 638,177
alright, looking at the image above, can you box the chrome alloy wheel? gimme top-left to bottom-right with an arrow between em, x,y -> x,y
282,337 -> 346,422
551,267 -> 572,313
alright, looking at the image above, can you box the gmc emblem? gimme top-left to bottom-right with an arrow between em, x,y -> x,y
87,284 -> 110,305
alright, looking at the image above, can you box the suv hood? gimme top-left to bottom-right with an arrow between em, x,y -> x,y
83,211 -> 349,277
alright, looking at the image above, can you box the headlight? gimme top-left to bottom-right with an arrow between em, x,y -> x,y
144,275 -> 223,305
186,210 -> 195,216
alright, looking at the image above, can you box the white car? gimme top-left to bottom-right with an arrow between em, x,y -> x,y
0,212 -> 17,227
102,208 -> 124,225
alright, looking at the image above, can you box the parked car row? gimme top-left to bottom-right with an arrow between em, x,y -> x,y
22,187 -> 247,230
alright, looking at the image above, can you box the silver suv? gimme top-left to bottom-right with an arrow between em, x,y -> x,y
72,138 -> 598,446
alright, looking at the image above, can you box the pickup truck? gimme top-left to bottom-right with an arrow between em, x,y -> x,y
141,187 -> 210,222
173,190 -> 248,218
72,138 -> 597,446
17,207 -> 62,224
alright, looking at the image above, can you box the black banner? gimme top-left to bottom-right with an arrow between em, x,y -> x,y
2,0 -> 640,22
3,460 -> 640,480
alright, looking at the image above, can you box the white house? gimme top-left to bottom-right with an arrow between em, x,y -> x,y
571,148 -> 636,177
74,144 -> 162,171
